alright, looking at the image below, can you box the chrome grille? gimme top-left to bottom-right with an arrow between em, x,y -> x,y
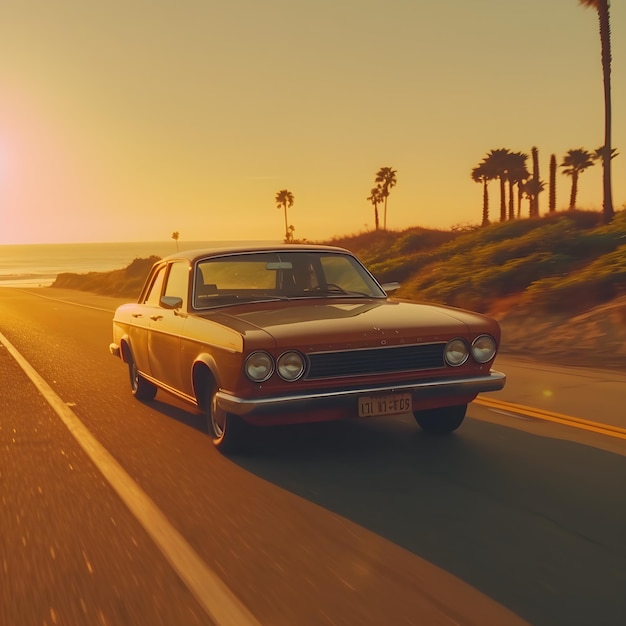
305,343 -> 446,379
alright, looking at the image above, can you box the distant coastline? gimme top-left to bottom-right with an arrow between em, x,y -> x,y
0,240 -> 280,288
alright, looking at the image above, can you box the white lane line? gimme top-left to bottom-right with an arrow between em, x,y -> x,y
0,330 -> 260,626
19,289 -> 116,313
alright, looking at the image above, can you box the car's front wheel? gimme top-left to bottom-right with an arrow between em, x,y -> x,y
205,386 -> 247,453
414,404 -> 467,434
129,359 -> 157,401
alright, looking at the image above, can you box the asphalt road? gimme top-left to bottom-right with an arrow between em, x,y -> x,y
1,287 -> 625,626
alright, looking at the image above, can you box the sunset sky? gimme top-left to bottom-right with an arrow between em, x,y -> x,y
0,0 -> 624,245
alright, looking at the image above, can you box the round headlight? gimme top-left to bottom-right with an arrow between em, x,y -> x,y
277,351 -> 305,381
245,351 -> 274,382
471,334 -> 497,363
445,338 -> 469,366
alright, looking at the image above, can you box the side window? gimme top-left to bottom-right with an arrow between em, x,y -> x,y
143,266 -> 166,306
163,261 -> 189,307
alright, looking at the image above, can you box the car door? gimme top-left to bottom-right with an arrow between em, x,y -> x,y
147,260 -> 190,393
128,264 -> 167,378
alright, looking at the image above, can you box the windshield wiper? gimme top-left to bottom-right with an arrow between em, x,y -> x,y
294,287 -> 373,298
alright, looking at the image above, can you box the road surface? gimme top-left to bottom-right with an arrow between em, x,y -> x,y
1,287 -> 625,626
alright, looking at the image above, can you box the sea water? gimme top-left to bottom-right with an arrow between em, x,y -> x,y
0,240 -> 280,287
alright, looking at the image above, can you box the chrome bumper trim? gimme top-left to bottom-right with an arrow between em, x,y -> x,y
216,370 -> 506,416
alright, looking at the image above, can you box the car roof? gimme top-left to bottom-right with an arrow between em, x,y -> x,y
160,244 -> 352,263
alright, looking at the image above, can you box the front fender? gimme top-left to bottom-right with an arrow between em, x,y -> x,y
191,353 -> 222,408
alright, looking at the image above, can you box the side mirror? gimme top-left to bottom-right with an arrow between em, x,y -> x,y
381,282 -> 401,294
160,296 -> 183,310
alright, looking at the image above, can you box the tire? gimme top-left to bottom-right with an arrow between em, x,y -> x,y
129,359 -> 157,401
414,404 -> 467,435
205,385 -> 247,454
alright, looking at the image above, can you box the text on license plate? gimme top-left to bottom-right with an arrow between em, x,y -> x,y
358,393 -> 412,418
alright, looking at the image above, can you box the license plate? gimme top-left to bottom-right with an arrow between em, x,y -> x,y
358,393 -> 412,418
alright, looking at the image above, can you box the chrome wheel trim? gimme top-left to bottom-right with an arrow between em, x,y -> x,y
130,361 -> 139,392
210,393 -> 226,439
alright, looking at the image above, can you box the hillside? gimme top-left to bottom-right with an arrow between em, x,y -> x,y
51,209 -> 626,368
51,256 -> 160,298
327,210 -> 626,315
327,210 -> 626,368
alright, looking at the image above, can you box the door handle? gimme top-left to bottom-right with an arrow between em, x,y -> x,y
150,315 -> 163,321
131,313 -> 143,318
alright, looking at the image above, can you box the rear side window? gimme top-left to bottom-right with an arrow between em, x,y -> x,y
164,261 -> 190,307
143,266 -> 166,306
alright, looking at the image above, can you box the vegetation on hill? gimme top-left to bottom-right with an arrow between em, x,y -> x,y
50,210 -> 626,367
52,210 -> 626,316
327,209 -> 626,367
327,209 -> 626,316
51,256 -> 160,298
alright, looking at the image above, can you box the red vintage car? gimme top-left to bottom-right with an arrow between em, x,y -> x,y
110,245 -> 505,452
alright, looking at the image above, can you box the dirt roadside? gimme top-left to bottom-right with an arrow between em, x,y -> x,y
495,294 -> 626,371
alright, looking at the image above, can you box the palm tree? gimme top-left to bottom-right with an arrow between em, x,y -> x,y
560,148 -> 595,209
594,145 -> 619,162
579,0 -> 614,223
171,231 -> 180,252
530,147 -> 540,217
471,164 -> 491,226
481,149 -> 510,222
366,186 -> 384,230
275,189 -> 294,242
505,151 -> 529,220
549,154 -> 557,212
374,167 -> 397,230
521,178 -> 546,217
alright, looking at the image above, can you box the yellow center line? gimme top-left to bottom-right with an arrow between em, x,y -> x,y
474,396 -> 626,441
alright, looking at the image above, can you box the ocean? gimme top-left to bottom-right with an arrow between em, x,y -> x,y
0,240 -> 280,288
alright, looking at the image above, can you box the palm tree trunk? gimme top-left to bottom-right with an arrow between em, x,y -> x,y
569,173 -> 579,209
283,203 -> 289,239
598,0 -> 614,222
531,147 -> 540,217
482,179 -> 489,226
383,197 -> 388,230
499,177 -> 506,222
549,154 -> 556,212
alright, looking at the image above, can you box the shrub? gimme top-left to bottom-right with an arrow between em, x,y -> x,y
52,256 -> 160,298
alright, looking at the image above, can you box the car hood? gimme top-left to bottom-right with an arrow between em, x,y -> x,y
204,299 -> 499,351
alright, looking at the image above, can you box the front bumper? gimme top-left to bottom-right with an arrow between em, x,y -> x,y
216,370 -> 506,417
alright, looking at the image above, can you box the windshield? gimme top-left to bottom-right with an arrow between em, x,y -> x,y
193,251 -> 386,309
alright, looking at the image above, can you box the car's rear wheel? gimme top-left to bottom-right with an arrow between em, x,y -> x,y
205,386 -> 247,453
414,404 -> 467,434
129,359 -> 157,401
